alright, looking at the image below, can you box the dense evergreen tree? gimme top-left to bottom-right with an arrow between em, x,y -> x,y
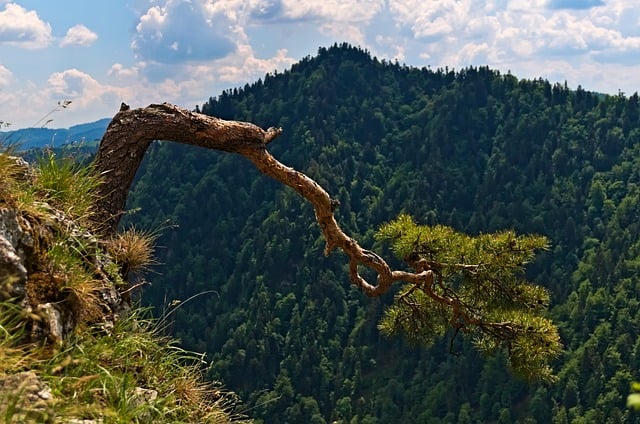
121,43 -> 640,422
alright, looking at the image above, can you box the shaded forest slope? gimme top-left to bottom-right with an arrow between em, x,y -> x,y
125,43 -> 640,423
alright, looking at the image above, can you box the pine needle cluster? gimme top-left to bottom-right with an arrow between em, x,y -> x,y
376,214 -> 562,381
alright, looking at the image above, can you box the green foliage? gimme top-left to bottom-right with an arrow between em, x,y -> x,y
628,382 -> 640,410
34,149 -> 101,223
0,148 -> 106,322
377,282 -> 450,345
42,309 -> 249,423
0,148 -> 247,423
121,44 -> 640,422
0,297 -> 31,373
376,214 -> 560,381
0,298 -> 249,423
376,214 -> 548,277
0,146 -> 23,205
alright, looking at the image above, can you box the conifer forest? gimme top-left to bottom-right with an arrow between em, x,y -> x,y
120,44 -> 640,423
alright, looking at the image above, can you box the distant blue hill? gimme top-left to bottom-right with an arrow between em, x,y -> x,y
0,118 -> 111,149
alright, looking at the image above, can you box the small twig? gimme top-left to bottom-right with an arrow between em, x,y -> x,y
119,279 -> 150,295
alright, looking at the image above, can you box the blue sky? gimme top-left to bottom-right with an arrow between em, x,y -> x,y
1,0 -> 640,129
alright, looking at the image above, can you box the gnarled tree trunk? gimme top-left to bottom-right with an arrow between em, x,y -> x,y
93,103 -> 430,297
91,103 -> 562,382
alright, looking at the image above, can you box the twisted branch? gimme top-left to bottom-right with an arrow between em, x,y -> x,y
93,103 -> 429,297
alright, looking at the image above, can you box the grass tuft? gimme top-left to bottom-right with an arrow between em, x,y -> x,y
0,145 -> 27,206
33,149 -> 102,224
0,300 -> 249,422
41,308 -> 250,423
0,296 -> 32,374
106,226 -> 158,280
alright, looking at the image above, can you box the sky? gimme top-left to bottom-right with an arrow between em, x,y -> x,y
1,0 -> 640,129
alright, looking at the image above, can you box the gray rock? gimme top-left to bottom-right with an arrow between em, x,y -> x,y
0,371 -> 55,423
36,303 -> 65,345
0,200 -> 128,343
0,208 -> 29,299
131,387 -> 159,422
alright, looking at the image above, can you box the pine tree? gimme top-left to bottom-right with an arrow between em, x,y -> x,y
376,214 -> 561,381
93,103 -> 561,382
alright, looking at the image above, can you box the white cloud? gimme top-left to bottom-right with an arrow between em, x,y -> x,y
131,0 -> 386,82
128,0 -> 300,105
246,0 -> 386,46
498,9 -> 640,63
318,21 -> 367,45
281,0 -> 384,22
375,35 -> 407,62
201,0 -> 245,21
47,69 -> 100,98
0,64 -> 12,85
108,63 -> 140,80
465,15 -> 500,41
215,45 -> 296,82
132,0 -> 236,66
42,69 -> 128,122
457,42 -> 492,65
6,0 -> 640,130
0,3 -> 52,49
389,0 -> 473,39
136,5 -> 167,39
382,0 -> 640,74
60,24 -> 98,47
0,68 -> 125,129
507,0 -> 547,11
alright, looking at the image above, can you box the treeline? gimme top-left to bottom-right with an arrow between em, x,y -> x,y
123,43 -> 640,422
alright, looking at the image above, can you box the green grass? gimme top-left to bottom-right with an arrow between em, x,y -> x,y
0,300 -> 250,423
0,146 -> 27,206
0,148 -> 251,422
33,149 -> 102,224
43,308 -> 250,423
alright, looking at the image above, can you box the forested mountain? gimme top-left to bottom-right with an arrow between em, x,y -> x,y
123,43 -> 640,423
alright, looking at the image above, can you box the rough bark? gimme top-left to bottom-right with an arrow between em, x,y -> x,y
93,103 -> 430,297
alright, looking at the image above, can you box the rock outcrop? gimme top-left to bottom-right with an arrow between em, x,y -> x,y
0,160 -> 128,344
0,157 -> 129,420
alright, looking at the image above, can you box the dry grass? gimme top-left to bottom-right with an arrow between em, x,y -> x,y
0,148 -> 250,422
0,148 -> 27,206
44,238 -> 104,323
39,310 -> 251,423
0,296 -> 33,374
106,227 -> 158,278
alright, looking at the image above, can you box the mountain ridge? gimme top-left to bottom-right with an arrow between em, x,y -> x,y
120,43 -> 640,422
0,117 -> 110,149
9,42 -> 640,422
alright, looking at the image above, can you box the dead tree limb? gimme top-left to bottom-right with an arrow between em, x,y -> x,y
93,102 -> 429,297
